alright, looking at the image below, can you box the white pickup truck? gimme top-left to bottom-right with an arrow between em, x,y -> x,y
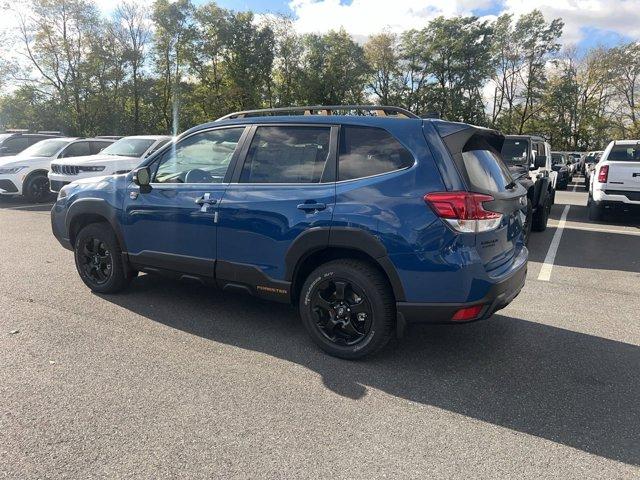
588,140 -> 640,220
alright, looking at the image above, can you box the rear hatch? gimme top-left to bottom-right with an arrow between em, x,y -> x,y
603,143 -> 640,194
431,122 -> 528,273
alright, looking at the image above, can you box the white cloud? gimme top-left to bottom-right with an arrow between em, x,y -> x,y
289,0 -> 640,45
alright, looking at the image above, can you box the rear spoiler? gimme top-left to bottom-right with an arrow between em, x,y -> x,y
432,121 -> 505,156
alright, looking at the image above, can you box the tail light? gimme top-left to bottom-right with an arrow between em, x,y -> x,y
424,192 -> 503,233
597,165 -> 609,183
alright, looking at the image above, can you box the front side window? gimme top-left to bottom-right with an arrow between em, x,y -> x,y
155,128 -> 244,184
338,126 -> 413,181
4,137 -> 30,153
240,126 -> 330,183
61,141 -> 90,158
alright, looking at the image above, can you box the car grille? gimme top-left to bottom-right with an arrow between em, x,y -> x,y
604,190 -> 640,201
50,164 -> 80,175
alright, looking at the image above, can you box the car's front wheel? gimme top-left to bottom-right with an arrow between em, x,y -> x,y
74,223 -> 134,294
532,193 -> 551,232
299,259 -> 395,359
23,173 -> 52,203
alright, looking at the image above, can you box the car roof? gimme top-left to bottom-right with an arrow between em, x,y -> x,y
118,135 -> 171,141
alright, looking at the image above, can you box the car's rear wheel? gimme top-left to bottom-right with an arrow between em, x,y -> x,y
588,199 -> 604,221
23,173 -> 52,203
299,259 -> 395,359
74,223 -> 133,294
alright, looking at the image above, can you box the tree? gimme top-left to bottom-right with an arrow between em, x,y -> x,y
364,32 -> 403,105
609,42 -> 640,137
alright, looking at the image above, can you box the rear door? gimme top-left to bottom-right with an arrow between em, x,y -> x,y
604,144 -> 640,193
441,128 -> 528,271
216,124 -> 337,300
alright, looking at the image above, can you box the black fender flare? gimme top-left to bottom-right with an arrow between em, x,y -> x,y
65,198 -> 127,250
285,227 -> 406,302
532,177 -> 551,209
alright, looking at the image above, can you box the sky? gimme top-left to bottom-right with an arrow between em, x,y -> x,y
4,0 -> 639,52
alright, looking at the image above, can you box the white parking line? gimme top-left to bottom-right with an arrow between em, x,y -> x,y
1,203 -> 54,210
537,205 -> 570,282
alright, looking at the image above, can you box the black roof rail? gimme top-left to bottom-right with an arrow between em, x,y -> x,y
216,105 -> 420,121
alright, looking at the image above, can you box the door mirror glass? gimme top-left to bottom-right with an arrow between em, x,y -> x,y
534,155 -> 547,169
133,166 -> 152,193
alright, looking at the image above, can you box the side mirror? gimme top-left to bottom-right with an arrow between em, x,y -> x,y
132,166 -> 152,193
534,155 -> 547,169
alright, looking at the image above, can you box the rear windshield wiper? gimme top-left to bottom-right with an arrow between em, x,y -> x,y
505,171 -> 529,190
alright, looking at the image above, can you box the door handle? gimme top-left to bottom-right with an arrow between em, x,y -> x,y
297,202 -> 327,212
195,193 -> 217,205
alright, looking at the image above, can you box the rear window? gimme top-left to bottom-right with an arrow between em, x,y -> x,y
462,136 -> 513,192
338,126 -> 413,181
606,144 -> 640,162
500,138 -> 529,165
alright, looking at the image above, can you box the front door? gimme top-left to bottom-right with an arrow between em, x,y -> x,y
216,125 -> 337,300
122,126 -> 247,277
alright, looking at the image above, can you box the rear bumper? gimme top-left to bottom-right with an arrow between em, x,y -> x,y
397,247 -> 528,324
593,188 -> 640,205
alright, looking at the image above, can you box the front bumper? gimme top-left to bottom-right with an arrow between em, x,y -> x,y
51,200 -> 73,250
0,175 -> 21,195
397,247 -> 528,324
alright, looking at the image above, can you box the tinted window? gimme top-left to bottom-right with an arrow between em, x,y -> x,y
155,128 -> 244,184
61,141 -> 90,158
4,137 -> 30,153
240,126 -> 330,183
462,137 -> 513,192
148,139 -> 171,155
552,153 -> 565,164
500,139 -> 529,165
90,141 -> 113,154
606,144 -> 640,162
338,126 -> 413,181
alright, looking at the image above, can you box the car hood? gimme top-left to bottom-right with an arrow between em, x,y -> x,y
53,153 -> 140,166
0,155 -> 50,168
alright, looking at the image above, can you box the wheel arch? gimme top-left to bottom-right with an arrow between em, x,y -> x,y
66,198 -> 126,250
21,169 -> 49,194
286,227 -> 406,304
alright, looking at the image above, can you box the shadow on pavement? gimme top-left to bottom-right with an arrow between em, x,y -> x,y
102,274 -> 640,466
0,196 -> 54,212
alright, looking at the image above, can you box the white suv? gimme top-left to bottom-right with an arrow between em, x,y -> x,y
588,140 -> 640,220
49,135 -> 172,192
0,137 -> 114,203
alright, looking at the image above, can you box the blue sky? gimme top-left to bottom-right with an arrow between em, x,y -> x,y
203,0 -> 639,52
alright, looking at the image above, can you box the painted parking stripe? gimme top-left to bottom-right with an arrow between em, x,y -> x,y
537,205 -> 571,282
1,203 -> 54,210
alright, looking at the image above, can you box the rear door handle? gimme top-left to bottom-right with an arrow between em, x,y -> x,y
297,202 -> 327,212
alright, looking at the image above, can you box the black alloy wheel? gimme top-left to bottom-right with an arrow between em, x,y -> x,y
310,277 -> 373,346
79,237 -> 113,285
25,175 -> 51,203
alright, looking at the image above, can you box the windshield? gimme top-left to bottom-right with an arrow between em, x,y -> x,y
17,139 -> 69,157
552,153 -> 565,164
606,144 -> 640,162
500,139 -> 529,165
101,138 -> 156,157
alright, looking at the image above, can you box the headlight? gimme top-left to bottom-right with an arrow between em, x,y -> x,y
57,185 -> 70,200
78,166 -> 105,172
0,166 -> 28,174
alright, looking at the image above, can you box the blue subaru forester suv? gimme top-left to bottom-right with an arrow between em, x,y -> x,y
51,106 -> 528,359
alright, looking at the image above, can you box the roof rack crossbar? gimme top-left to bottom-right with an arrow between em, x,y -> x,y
216,105 -> 419,121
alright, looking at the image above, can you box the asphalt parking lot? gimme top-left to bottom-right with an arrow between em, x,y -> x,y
1,178 -> 639,479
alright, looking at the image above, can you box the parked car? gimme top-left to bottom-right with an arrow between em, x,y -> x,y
0,137 -> 114,202
0,131 -> 62,157
49,135 -> 172,192
551,152 -> 572,189
584,151 -> 603,187
588,140 -> 640,220
500,135 -> 557,240
51,105 -> 529,359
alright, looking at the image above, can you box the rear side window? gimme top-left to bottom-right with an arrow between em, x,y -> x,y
462,136 -> 513,192
240,126 -> 330,183
338,126 -> 413,181
607,144 -> 640,162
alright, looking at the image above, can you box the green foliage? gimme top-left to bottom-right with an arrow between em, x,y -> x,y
0,1 -> 637,149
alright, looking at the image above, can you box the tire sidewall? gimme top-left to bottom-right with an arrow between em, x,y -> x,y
74,224 -> 125,293
299,264 -> 390,359
24,174 -> 51,203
